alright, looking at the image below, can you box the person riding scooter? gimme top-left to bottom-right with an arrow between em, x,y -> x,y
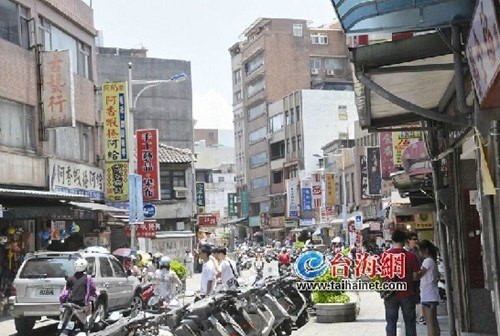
154,256 -> 182,301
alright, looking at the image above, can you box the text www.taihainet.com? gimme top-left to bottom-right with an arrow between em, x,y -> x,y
295,280 -> 407,292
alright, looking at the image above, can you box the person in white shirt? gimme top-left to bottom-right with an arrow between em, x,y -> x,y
214,247 -> 238,289
198,245 -> 216,298
154,257 -> 182,300
184,250 -> 194,278
417,240 -> 441,336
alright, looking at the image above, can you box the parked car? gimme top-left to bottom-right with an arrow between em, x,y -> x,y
9,251 -> 142,336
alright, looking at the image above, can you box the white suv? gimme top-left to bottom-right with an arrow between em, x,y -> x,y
9,251 -> 142,336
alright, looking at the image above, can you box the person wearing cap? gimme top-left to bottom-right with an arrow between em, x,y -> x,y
198,245 -> 216,298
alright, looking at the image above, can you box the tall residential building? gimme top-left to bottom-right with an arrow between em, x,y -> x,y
229,18 -> 352,220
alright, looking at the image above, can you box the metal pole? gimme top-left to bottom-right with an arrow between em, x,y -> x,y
341,150 -> 348,245
128,62 -> 136,251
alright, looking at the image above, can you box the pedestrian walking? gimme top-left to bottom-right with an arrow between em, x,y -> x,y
383,229 -> 420,336
417,240 -> 441,336
405,232 -> 425,324
184,250 -> 194,278
213,247 -> 239,289
198,244 -> 216,299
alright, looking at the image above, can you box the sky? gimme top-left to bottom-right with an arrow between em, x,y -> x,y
91,0 -> 337,130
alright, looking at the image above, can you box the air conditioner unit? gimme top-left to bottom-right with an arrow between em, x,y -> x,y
310,68 -> 319,75
174,187 -> 188,199
326,69 -> 335,76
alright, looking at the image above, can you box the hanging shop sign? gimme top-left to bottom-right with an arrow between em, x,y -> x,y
103,82 -> 129,162
49,159 -> 105,201
196,182 -> 206,208
105,162 -> 129,202
268,216 -> 285,228
379,132 -> 397,179
301,180 -> 313,212
228,193 -> 238,216
366,147 -> 382,196
414,213 -> 434,229
286,179 -> 299,217
240,191 -> 250,216
466,0 -> 500,108
325,173 -> 336,206
198,214 -> 218,227
128,174 -> 144,224
41,50 -> 75,128
124,220 -> 157,238
360,155 -> 369,199
392,131 -> 422,168
136,129 -> 160,201
311,174 -> 322,209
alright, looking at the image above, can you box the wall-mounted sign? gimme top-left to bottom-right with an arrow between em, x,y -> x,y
286,179 -> 299,217
392,131 -> 422,168
379,132 -> 396,179
103,82 -> 129,162
414,213 -> 434,229
196,182 -> 206,207
367,147 -> 382,196
325,174 -> 335,206
240,191 -> 250,216
311,174 -> 322,209
228,193 -> 237,216
105,162 -> 129,202
49,159 -> 104,201
198,214 -> 218,227
466,0 -> 500,108
41,50 -> 75,128
301,180 -> 313,212
136,129 -> 160,201
124,220 -> 157,238
143,204 -> 156,218
360,155 -> 369,199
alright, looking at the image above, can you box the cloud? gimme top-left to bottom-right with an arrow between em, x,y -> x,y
193,90 -> 234,130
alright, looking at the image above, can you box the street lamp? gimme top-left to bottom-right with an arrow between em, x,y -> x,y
127,62 -> 188,250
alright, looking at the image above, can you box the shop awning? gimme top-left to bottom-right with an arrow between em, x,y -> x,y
0,188 -> 90,202
227,217 -> 248,225
66,201 -> 128,213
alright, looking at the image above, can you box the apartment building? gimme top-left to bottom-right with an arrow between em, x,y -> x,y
229,18 -> 353,220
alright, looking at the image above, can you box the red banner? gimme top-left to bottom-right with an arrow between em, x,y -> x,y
124,220 -> 157,238
198,215 -> 218,227
136,129 -> 160,201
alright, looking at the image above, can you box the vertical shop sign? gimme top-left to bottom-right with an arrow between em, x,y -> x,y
392,131 -> 422,168
301,180 -> 313,212
379,132 -> 396,179
41,50 -> 75,128
136,129 -> 160,201
103,82 -> 129,162
240,191 -> 250,216
325,173 -> 336,206
196,182 -> 206,213
228,193 -> 237,216
286,179 -> 299,217
360,155 -> 369,199
311,173 -> 322,209
105,162 -> 129,202
367,147 -> 382,195
128,174 -> 144,224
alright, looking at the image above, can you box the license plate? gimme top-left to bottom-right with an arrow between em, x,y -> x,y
57,321 -> 75,330
38,288 -> 55,296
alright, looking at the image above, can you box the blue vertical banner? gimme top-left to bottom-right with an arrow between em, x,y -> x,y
135,174 -> 144,223
301,180 -> 313,211
129,174 -> 137,224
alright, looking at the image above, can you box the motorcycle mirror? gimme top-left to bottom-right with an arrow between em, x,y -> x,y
108,311 -> 122,322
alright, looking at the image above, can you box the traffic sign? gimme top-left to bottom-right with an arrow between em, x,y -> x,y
143,204 -> 156,218
355,213 -> 363,230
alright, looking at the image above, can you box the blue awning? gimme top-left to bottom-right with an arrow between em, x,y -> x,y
330,0 -> 474,34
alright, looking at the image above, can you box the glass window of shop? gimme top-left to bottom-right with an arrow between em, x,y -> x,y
0,0 -> 31,49
38,17 -> 92,80
160,170 -> 186,200
0,98 -> 35,150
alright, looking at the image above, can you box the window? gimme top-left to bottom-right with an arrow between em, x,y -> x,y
109,258 -> 126,277
250,152 -> 268,168
248,126 -> 266,144
288,165 -> 298,179
0,98 -> 35,150
286,139 -> 290,154
0,1 -> 31,49
247,78 -> 264,98
251,176 -> 268,190
270,113 -> 283,132
290,109 -> 295,124
248,102 -> 266,121
233,90 -> 242,104
371,134 -> 376,146
218,176 -> 225,182
209,131 -> 215,139
297,135 -> 302,150
310,58 -> 321,73
81,130 -> 89,162
51,123 -> 95,162
339,132 -> 348,140
296,106 -> 300,122
310,33 -> 328,45
293,24 -> 303,37
285,111 -> 290,125
338,105 -> 348,120
160,169 -> 186,200
272,170 -> 282,184
245,52 -> 264,75
39,17 -> 92,79
233,69 -> 242,85
85,257 -> 96,276
99,257 -> 114,277
292,136 -> 296,152
325,58 -> 346,77
351,172 -> 355,203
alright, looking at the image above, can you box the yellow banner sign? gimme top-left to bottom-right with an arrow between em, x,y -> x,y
105,162 -> 129,202
103,82 -> 129,162
392,131 -> 422,167
325,173 -> 336,206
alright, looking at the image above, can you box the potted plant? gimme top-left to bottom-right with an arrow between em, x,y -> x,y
313,271 -> 357,323
170,259 -> 188,291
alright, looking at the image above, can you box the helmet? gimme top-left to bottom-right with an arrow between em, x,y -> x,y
7,227 -> 16,235
153,252 -> 163,260
16,227 -> 24,235
74,258 -> 88,272
0,236 -> 7,244
159,256 -> 171,268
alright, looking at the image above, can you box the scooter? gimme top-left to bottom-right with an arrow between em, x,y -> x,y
57,303 -> 90,336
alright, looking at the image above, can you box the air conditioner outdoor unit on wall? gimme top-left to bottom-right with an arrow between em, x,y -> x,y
310,68 -> 319,75
326,69 -> 335,76
174,188 -> 188,199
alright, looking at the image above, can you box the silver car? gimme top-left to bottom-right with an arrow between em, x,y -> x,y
9,251 -> 142,336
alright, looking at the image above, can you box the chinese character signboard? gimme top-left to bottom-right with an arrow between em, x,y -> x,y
198,214 -> 218,227
241,192 -> 250,216
360,155 -> 369,199
301,180 -> 313,212
414,213 -> 434,229
228,193 -> 237,216
311,174 -> 322,209
105,162 -> 129,201
268,216 -> 285,228
103,82 -> 129,162
286,179 -> 299,217
136,129 -> 160,201
392,131 -> 422,168
260,213 -> 269,228
466,0 -> 500,108
196,183 -> 206,209
379,132 -> 397,179
41,50 -> 75,128
325,173 -> 335,206
366,147 -> 382,196
49,159 -> 104,201
124,220 -> 157,238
